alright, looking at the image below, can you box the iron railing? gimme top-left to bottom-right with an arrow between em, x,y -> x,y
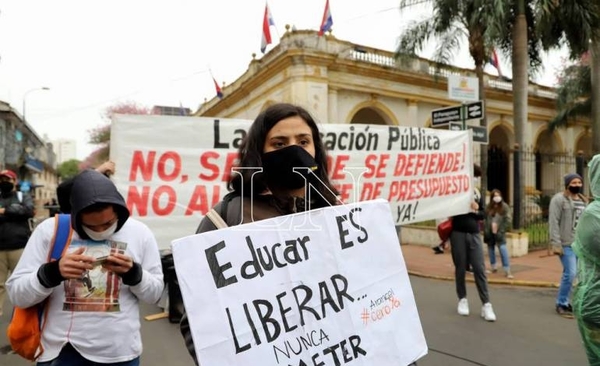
476,147 -> 586,249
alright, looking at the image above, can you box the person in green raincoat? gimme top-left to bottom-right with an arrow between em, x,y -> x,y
573,154 -> 600,365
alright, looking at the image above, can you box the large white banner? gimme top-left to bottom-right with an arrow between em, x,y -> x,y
110,114 -> 473,248
172,199 -> 427,366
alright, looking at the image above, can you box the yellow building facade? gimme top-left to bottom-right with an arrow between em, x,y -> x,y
195,28 -> 591,206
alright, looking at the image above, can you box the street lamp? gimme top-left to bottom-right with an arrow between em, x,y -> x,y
22,87 -> 50,121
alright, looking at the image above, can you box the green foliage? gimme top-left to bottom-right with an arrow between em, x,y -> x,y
524,222 -> 549,250
535,1 -> 600,132
89,124 -> 110,145
549,58 -> 592,130
495,0 -> 543,76
395,0 -> 600,80
531,194 -> 551,216
57,159 -> 81,180
536,0 -> 600,59
396,0 -> 512,70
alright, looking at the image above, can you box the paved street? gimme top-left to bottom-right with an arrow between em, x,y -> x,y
1,276 -> 586,366
409,276 -> 585,365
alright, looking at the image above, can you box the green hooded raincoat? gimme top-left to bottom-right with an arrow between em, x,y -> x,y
573,154 -> 600,365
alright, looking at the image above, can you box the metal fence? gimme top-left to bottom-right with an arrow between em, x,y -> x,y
476,146 -> 586,249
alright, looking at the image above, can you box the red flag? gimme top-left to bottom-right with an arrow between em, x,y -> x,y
489,49 -> 502,78
318,0 -> 333,36
213,77 -> 223,99
261,3 -> 275,53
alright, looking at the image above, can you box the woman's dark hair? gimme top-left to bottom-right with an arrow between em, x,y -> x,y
228,103 -> 338,207
485,189 -> 506,216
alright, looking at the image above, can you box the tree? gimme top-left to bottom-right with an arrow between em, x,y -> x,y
81,101 -> 153,169
489,0 -> 598,228
394,0 -> 597,228
395,0 -> 512,194
548,56 -> 591,129
57,159 -> 81,180
537,0 -> 600,150
495,0 -> 543,229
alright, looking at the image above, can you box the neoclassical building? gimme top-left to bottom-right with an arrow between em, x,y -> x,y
195,28 -> 591,206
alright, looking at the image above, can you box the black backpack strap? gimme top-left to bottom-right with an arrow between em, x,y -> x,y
219,191 -> 240,225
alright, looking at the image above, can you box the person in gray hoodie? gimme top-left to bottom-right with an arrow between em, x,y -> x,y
549,172 -> 588,318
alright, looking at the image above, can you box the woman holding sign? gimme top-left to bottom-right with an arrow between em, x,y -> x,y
179,103 -> 341,365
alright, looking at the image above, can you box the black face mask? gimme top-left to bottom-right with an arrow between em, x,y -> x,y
262,145 -> 319,190
568,186 -> 581,194
0,182 -> 14,194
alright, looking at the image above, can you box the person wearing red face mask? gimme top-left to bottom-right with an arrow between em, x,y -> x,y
549,172 -> 588,318
0,169 -> 34,317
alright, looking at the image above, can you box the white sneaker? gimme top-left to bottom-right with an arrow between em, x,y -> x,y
457,298 -> 469,316
481,303 -> 496,322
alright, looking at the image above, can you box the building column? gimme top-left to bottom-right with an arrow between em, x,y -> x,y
328,87 -> 338,124
406,99 -> 418,126
565,127 -> 575,154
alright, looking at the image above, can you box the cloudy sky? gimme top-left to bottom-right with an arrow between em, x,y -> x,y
0,0 -> 566,160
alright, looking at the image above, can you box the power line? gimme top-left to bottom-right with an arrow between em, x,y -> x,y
341,6 -> 398,24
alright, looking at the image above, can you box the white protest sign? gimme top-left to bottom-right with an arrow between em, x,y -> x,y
110,115 -> 473,249
172,199 -> 427,366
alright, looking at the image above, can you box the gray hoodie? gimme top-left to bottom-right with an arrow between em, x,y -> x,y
549,190 -> 586,248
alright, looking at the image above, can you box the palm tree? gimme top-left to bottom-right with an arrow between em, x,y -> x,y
512,1 -> 528,230
395,0 -> 544,197
395,0 -> 511,194
495,0 -> 543,229
490,0 -> 598,228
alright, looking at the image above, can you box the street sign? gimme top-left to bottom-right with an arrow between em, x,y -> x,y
449,122 -> 488,144
431,105 -> 462,126
431,100 -> 484,127
447,75 -> 479,102
448,122 -> 462,131
465,101 -> 484,119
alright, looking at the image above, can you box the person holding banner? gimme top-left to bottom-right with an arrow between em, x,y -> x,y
450,164 -> 496,322
179,103 -> 341,365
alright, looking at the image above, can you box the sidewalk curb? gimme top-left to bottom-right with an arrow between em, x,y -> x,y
408,270 -> 559,289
